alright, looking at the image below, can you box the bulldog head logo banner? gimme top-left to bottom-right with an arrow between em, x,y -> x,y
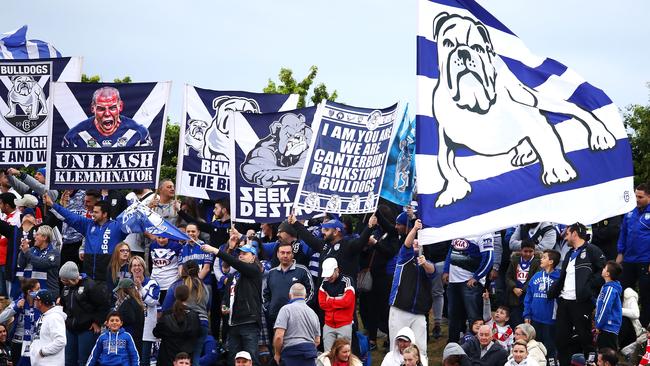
0,57 -> 81,167
294,101 -> 400,214
46,81 -> 171,189
416,0 -> 634,243
176,85 -> 299,200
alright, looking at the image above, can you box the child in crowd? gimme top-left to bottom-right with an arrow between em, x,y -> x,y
483,291 -> 514,351
505,240 -> 540,327
594,261 -> 623,350
86,311 -> 140,366
461,319 -> 484,345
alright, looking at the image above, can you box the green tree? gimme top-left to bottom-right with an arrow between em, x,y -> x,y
624,84 -> 650,185
81,74 -> 131,83
264,65 -> 338,108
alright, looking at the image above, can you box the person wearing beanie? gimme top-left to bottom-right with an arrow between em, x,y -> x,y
443,342 -> 472,366
261,220 -> 313,269
59,261 -> 110,366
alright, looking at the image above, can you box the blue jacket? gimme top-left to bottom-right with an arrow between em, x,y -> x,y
86,327 -> 139,366
200,334 -> 220,366
389,245 -> 435,314
617,206 -> 650,263
523,269 -> 561,325
18,243 -> 60,293
263,261 -> 314,322
595,280 -> 623,334
53,203 -> 127,281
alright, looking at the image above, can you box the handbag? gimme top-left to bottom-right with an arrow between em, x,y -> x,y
357,249 -> 376,292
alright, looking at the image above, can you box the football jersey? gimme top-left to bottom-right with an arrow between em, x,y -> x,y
62,116 -> 152,148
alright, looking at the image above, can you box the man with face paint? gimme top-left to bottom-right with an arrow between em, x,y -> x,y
62,86 -> 153,148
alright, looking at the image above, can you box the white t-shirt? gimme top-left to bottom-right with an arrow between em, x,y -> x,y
560,257 -> 577,300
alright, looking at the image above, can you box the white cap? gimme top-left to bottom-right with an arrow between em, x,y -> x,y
321,257 -> 338,278
235,351 -> 252,360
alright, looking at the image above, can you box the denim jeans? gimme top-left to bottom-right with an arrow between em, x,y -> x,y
65,329 -> 98,366
447,281 -> 484,343
431,261 -> 447,323
228,323 -> 260,366
532,320 -> 556,359
141,340 -> 153,366
192,326 -> 209,366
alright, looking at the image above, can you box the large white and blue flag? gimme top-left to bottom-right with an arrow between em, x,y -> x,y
118,200 -> 190,242
380,104 -> 416,207
0,26 -> 62,60
416,0 -> 634,243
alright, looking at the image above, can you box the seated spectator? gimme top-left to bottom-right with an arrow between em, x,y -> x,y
621,324 -> 650,364
316,337 -> 363,366
381,327 -> 420,366
402,344 -> 425,366
0,323 -> 11,366
443,343 -> 472,366
235,350 -> 253,366
514,323 -> 547,366
462,324 -> 509,366
174,352 -> 192,366
505,340 -> 539,366
86,311 -> 139,366
597,348 -> 618,366
462,319 -> 485,345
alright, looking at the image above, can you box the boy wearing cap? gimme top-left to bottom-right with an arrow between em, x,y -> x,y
318,257 -> 356,351
235,350 -> 253,366
30,289 -> 66,365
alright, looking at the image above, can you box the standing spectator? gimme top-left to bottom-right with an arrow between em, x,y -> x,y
388,219 -> 435,360
130,255 -> 160,366
56,189 -> 97,268
461,324 -> 509,366
107,242 -> 132,299
0,192 -> 19,296
17,225 -> 60,293
150,235 -> 183,302
59,261 -> 110,366
444,232 -> 495,343
595,261 -> 623,351
505,240 -> 540,327
509,222 -> 557,253
86,312 -> 139,366
317,338 -> 363,366
592,216 -> 622,261
0,278 -> 40,365
202,240 -> 263,366
548,223 -> 605,366
620,287 -> 644,350
617,183 -> 650,326
260,223 -> 277,244
264,221 -> 313,268
523,249 -> 561,359
154,285 -> 201,366
273,283 -> 320,366
177,198 -> 231,249
113,278 -> 145,356
263,241 -> 314,330
179,223 -> 213,284
514,323 -> 547,366
318,257 -> 355,351
29,290 -> 66,366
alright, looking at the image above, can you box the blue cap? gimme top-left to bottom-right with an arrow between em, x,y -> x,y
34,289 -> 55,305
238,244 -> 257,256
321,219 -> 344,231
36,168 -> 46,176
396,212 -> 409,226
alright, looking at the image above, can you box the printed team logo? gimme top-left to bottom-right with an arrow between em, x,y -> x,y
304,192 -> 320,210
0,61 -> 52,133
452,238 -> 469,250
326,194 -> 341,211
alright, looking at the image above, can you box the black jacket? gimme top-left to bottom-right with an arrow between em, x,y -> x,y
462,337 -> 509,366
217,250 -> 262,327
178,210 -> 231,247
153,308 -> 201,366
61,275 -> 110,332
361,211 -> 401,278
117,295 -> 144,354
548,242 -> 605,302
505,254 -> 541,307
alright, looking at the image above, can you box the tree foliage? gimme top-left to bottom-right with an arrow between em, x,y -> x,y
624,85 -> 650,185
264,66 -> 338,108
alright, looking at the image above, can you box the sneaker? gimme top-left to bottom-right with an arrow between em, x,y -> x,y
432,324 -> 442,339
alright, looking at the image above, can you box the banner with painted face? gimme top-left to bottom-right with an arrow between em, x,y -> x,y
176,85 -> 299,200
229,107 -> 316,223
294,101 -> 400,214
46,81 -> 171,189
0,57 -> 81,167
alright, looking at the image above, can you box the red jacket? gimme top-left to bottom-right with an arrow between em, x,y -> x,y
318,275 -> 355,328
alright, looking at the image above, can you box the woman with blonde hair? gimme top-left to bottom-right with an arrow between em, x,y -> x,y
402,345 -> 424,366
130,255 -> 160,366
316,337 -> 363,366
107,242 -> 132,302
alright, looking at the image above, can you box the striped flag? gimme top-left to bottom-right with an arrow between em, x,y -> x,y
0,25 -> 62,59
416,0 -> 634,243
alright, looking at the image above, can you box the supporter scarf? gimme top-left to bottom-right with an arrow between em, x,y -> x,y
493,322 -> 513,342
640,339 -> 650,366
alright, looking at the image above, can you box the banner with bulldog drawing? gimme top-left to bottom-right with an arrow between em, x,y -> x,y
176,85 -> 299,200
380,103 -> 416,207
416,0 -> 634,243
229,107 -> 316,223
0,57 -> 81,167
294,101 -> 400,214
46,81 -> 171,189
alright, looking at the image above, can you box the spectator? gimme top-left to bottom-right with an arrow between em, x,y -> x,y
617,183 -> 650,326
272,283 -> 320,366
154,285 -> 201,366
514,323 -> 547,366
107,242 -> 133,300
113,278 -> 145,356
263,241 -> 314,330
443,342 -> 472,366
505,340 -> 539,366
548,223 -> 605,366
130,255 -> 160,366
318,257 -> 355,351
263,221 -> 313,268
0,192 -> 18,296
260,223 -> 277,244
174,352 -> 192,366
55,189 -> 96,268
17,225 -> 60,293
389,219 -> 435,359
444,233 -> 495,343
176,198 -> 231,249
0,278 -> 40,365
523,249 -> 561,359
235,351 -> 254,366
44,195 -> 128,282
179,223 -> 213,284
381,327 -> 421,366
620,288 -> 644,350
29,289 -> 66,366
316,337 -> 363,366
595,261 -> 623,350
509,223 -> 557,253
461,324 -> 509,366
59,261 -> 110,366
202,239 -> 263,366
462,320 -> 485,345
591,216 -> 622,261
86,312 -> 139,366
482,293 -> 514,351
199,334 -> 220,366
505,240 -> 539,327
0,323 -> 11,366
99,189 -> 128,220
597,347 -> 618,366
149,235 -> 183,302
402,344 -> 425,366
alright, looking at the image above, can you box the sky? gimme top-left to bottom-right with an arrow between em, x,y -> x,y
3,0 -> 649,122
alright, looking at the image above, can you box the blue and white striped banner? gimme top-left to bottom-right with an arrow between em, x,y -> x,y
416,0 -> 634,243
0,26 -> 62,60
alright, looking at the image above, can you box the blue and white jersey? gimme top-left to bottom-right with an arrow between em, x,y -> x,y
179,241 -> 214,285
62,116 -> 152,148
140,277 -> 161,342
445,233 -> 494,284
150,240 -> 183,290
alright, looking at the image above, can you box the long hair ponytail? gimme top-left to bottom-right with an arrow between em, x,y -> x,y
172,284 -> 190,321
